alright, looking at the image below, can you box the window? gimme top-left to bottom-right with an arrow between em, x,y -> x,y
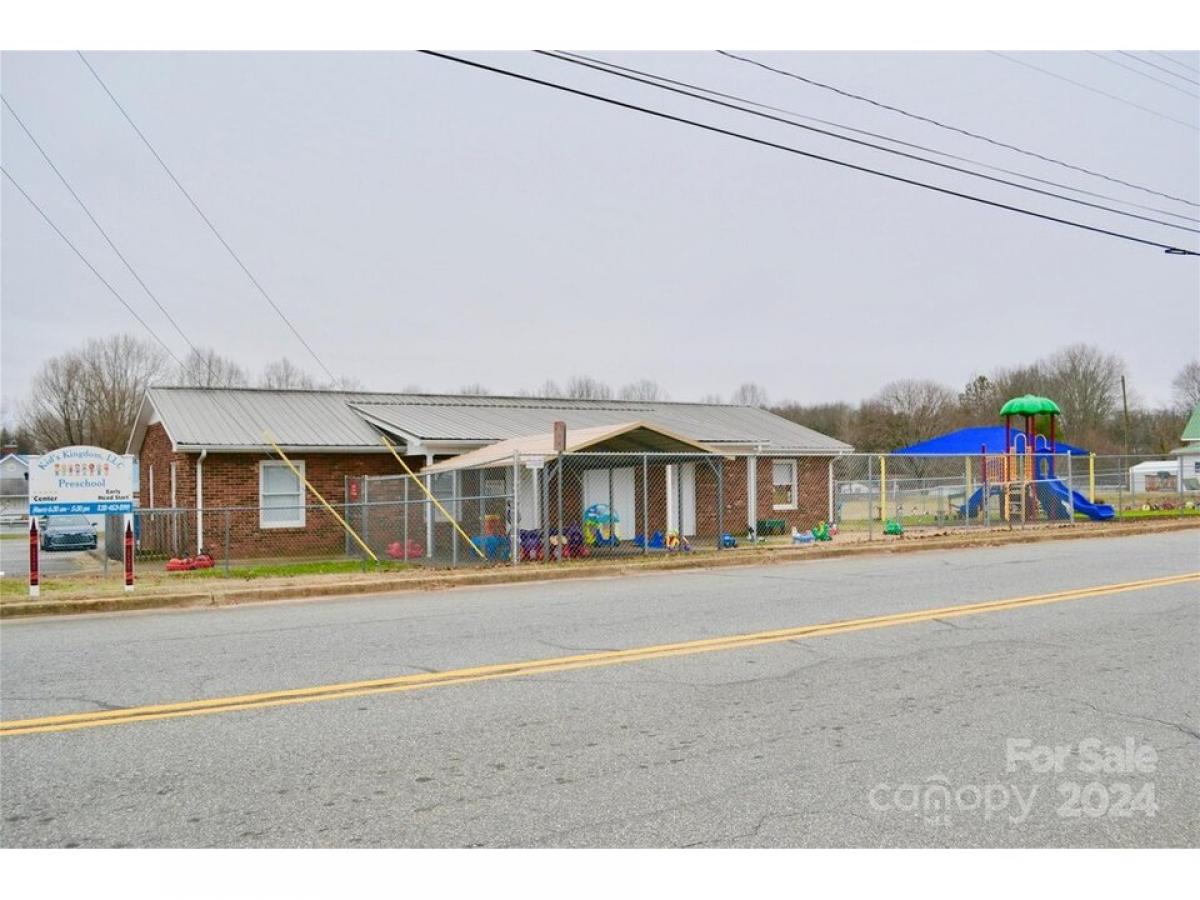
260,460 -> 305,528
772,460 -> 797,509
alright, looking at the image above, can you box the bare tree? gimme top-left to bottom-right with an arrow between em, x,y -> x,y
176,348 -> 249,388
20,334 -> 170,452
323,375 -> 365,391
770,401 -> 854,445
563,375 -> 613,400
1172,360 -> 1200,412
1043,344 -> 1123,438
618,379 -> 668,401
698,393 -> 724,405
729,383 -> 769,407
259,358 -> 317,390
872,379 -> 957,446
457,383 -> 492,396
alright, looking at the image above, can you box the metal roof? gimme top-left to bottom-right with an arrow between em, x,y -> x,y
423,421 -> 721,473
132,388 -> 854,454
351,396 -> 852,453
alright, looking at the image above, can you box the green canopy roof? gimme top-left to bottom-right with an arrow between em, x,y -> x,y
1181,403 -> 1200,443
999,394 -> 1061,417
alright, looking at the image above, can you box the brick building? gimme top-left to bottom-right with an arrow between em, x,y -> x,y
127,388 -> 852,559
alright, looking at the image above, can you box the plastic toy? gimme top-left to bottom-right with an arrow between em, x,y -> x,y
518,529 -> 543,561
548,525 -> 588,559
387,539 -> 425,560
791,529 -> 814,545
470,534 -> 511,561
665,530 -> 691,552
720,532 -> 737,548
583,503 -> 620,546
884,519 -> 904,536
165,553 -> 215,572
634,530 -> 666,550
811,521 -> 832,541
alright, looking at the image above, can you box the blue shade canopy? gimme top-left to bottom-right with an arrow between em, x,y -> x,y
894,426 -> 1088,455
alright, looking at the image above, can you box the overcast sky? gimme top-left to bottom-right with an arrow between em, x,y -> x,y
2,50 -> 1197,414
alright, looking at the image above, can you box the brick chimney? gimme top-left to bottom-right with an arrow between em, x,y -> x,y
1,443 -> 16,457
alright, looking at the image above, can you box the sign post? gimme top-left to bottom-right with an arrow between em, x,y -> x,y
28,518 -> 39,598
124,518 -> 135,592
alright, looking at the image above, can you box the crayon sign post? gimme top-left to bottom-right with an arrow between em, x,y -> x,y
27,446 -> 136,595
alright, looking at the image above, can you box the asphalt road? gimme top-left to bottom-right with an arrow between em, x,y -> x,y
1,530 -> 1197,848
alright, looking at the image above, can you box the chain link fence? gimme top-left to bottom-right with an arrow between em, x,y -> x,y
84,451 -> 1196,579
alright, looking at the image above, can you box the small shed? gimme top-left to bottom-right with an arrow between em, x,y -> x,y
1128,459 -> 1181,494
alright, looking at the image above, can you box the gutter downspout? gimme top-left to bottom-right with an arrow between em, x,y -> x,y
196,448 -> 207,555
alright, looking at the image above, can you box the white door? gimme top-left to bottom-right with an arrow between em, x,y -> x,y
517,467 -> 540,529
666,463 -> 697,536
582,467 -> 636,539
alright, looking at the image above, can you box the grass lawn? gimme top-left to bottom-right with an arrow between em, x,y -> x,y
1113,507 -> 1200,519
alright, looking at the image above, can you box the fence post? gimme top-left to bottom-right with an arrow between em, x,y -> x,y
1118,456 -> 1124,520
541,462 -> 549,565
1067,453 -> 1075,525
642,453 -> 649,556
1089,452 -> 1096,503
511,452 -> 520,566
827,458 -> 833,524
403,475 -> 410,561
451,472 -> 459,568
878,454 -> 887,524
867,454 -> 874,542
362,477 -> 370,555
224,509 -> 231,574
717,458 -> 725,550
964,455 -> 971,529
1179,454 -> 1185,519
560,457 -> 567,561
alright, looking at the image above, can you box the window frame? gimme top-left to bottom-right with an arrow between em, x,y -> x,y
259,459 -> 306,529
771,459 -> 798,510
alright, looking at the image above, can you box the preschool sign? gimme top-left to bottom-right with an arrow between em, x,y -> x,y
29,446 -> 135,515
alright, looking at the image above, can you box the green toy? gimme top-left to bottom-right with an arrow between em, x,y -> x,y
884,519 -> 904,536
811,521 -> 832,542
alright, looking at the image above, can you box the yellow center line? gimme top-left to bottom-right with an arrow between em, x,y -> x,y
2,572 -> 1196,737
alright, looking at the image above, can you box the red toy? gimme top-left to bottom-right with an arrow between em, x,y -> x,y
386,539 -> 425,560
165,553 -> 215,572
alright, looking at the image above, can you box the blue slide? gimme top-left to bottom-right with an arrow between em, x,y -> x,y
960,480 -> 1115,521
1041,476 -> 1115,521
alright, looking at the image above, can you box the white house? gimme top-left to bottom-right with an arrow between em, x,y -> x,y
0,453 -> 31,524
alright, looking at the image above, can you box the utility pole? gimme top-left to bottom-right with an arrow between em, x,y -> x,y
1121,375 -> 1130,458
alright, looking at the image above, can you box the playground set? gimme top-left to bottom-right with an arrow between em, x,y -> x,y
963,395 -> 1114,523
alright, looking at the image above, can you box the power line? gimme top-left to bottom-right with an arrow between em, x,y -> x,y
2,166 -> 186,366
553,51 -> 1195,225
1123,52 -> 1200,87
1087,51 -> 1200,99
538,51 -> 1198,235
418,51 -> 1198,257
718,50 -> 1199,206
1147,50 -> 1200,76
989,51 -> 1200,133
2,95 -> 202,360
75,51 -> 338,382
